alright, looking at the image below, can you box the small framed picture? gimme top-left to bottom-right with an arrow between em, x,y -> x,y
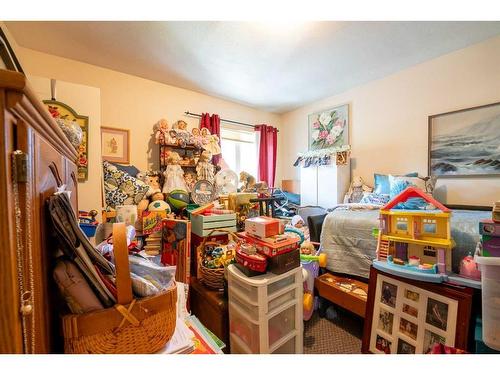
375,335 -> 392,354
426,298 -> 449,331
380,281 -> 397,308
378,310 -> 394,335
423,329 -> 446,354
397,339 -> 416,354
405,289 -> 420,302
402,303 -> 418,318
399,318 -> 418,341
101,126 -> 130,164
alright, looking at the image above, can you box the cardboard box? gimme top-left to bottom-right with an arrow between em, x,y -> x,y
268,248 -> 300,275
482,235 -> 500,257
244,216 -> 282,239
238,232 -> 299,257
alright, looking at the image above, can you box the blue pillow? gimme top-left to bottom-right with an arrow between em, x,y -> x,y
110,162 -> 140,178
373,172 -> 418,195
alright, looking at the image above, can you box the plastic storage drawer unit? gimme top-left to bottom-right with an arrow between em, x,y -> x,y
227,264 -> 303,354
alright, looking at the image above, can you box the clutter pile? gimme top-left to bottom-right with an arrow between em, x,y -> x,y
235,216 -> 301,277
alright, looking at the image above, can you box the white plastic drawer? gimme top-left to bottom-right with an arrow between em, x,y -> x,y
268,288 -> 296,313
271,335 -> 296,354
229,290 -> 259,319
230,333 -> 252,354
268,273 -> 296,296
268,304 -> 296,347
228,273 -> 259,303
229,304 -> 260,353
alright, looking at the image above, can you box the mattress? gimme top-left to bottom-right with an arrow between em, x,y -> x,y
320,208 -> 490,279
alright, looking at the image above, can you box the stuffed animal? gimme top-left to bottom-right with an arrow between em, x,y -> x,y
154,119 -> 169,145
196,150 -> 215,183
345,176 -> 373,203
163,152 -> 188,193
239,171 -> 269,194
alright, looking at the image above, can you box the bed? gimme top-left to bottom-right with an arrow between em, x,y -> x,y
320,206 -> 490,280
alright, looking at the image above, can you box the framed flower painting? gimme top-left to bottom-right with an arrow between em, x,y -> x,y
308,104 -> 349,151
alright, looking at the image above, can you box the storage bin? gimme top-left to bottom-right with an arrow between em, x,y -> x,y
227,264 -> 303,354
475,255 -> 500,350
229,303 -> 260,352
268,304 -> 296,346
271,336 -> 296,354
191,212 -> 237,237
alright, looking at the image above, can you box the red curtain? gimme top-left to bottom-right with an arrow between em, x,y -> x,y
200,113 -> 211,131
255,124 -> 278,187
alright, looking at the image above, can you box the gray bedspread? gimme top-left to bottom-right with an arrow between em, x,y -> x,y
320,209 -> 490,279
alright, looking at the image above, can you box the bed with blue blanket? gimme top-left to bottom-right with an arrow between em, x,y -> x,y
320,207 -> 490,279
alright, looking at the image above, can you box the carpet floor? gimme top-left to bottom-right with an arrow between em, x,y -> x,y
304,308 -> 364,354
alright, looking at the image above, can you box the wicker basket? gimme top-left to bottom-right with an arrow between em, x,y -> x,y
198,229 -> 239,290
62,223 -> 177,354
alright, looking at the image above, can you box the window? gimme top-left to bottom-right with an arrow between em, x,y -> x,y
423,218 -> 437,234
396,217 -> 408,232
220,125 -> 258,178
423,246 -> 436,257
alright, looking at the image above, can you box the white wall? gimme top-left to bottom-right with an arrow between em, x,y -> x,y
278,36 -> 500,206
15,47 -> 282,174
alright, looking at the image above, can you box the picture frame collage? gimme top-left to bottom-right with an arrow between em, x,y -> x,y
369,274 -> 458,354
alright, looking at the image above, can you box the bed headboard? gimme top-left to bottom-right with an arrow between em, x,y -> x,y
282,179 -> 300,194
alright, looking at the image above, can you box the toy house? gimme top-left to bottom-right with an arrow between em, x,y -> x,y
376,187 -> 453,275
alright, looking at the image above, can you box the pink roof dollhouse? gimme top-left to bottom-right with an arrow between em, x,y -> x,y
376,187 -> 453,275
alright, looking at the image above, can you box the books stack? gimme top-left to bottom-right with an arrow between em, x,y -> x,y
236,216 -> 300,276
144,231 -> 162,256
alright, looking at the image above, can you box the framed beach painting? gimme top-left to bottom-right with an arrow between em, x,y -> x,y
101,126 -> 130,164
308,104 -> 349,151
428,102 -> 500,177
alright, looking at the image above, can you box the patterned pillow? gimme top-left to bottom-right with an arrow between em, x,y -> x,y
388,175 -> 430,210
359,193 -> 390,205
103,161 -> 149,208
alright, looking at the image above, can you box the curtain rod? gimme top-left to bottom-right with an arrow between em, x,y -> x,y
184,111 -> 278,132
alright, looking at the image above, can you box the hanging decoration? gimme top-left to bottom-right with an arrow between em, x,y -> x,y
293,145 -> 351,168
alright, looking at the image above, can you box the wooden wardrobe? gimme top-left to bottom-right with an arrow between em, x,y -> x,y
0,69 -> 79,353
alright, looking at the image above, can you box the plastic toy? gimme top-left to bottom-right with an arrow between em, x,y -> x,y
374,187 -> 454,281
300,241 -> 327,321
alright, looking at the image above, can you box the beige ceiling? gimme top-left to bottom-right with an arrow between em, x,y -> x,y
6,21 -> 500,113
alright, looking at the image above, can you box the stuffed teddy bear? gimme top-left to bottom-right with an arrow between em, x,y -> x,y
345,176 -> 373,203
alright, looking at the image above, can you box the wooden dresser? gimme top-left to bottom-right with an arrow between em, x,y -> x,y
0,69 -> 79,353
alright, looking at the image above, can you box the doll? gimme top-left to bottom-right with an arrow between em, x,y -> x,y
200,128 -> 222,156
162,152 -> 188,193
137,171 -> 168,212
196,150 -> 215,183
154,119 -> 169,145
191,127 -> 204,149
173,120 -> 192,147
183,171 -> 197,192
286,215 -> 310,242
165,129 -> 178,145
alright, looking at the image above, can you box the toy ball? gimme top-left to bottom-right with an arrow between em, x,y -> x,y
167,189 -> 190,210
148,200 -> 171,213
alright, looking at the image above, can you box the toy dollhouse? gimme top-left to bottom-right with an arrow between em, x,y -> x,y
375,187 -> 454,278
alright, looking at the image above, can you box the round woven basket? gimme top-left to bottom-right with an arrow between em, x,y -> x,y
198,229 -> 239,290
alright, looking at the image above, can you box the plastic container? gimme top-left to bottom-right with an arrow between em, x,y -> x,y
79,223 -> 97,238
227,264 -> 303,353
475,255 -> 500,350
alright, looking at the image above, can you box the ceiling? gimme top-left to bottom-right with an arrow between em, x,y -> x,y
6,21 -> 500,113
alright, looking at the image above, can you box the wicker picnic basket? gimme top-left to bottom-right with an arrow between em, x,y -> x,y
197,229 -> 239,290
61,223 -> 177,354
